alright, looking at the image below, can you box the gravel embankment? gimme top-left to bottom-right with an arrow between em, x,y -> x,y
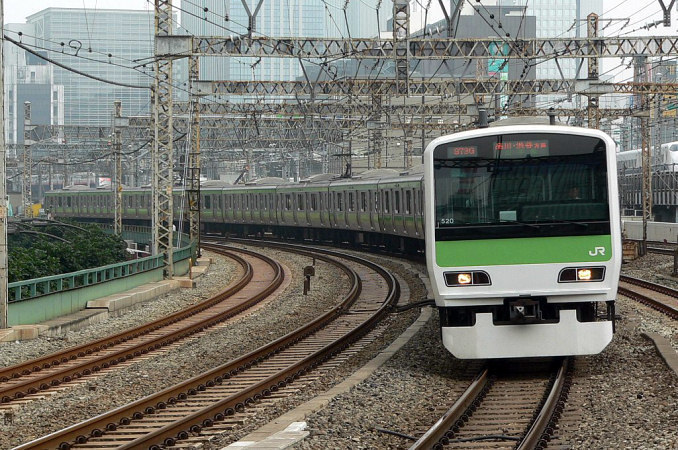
289,253 -> 678,449
3,249 -> 677,449
0,246 -> 354,448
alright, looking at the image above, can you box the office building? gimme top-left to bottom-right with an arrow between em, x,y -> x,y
26,8 -> 155,125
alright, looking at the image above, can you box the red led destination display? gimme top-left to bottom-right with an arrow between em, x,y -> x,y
494,140 -> 549,151
451,146 -> 478,157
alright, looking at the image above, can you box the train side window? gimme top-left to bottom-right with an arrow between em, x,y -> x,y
361,192 -> 367,212
406,190 -> 412,214
374,192 -> 380,212
298,193 -> 304,211
337,192 -> 344,212
320,193 -> 324,211
310,194 -> 317,211
348,192 -> 354,212
394,190 -> 400,214
205,195 -> 212,209
285,194 -> 292,210
384,191 -> 390,213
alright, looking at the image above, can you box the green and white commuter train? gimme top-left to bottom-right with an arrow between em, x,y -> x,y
45,123 -> 621,359
424,124 -> 621,358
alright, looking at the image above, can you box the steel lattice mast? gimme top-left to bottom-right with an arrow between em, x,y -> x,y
22,102 -> 33,218
187,56 -> 201,256
113,100 -> 123,235
1,0 -> 8,329
153,0 -> 174,276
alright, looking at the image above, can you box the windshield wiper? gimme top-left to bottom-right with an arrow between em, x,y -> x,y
545,219 -> 590,228
483,219 -> 540,230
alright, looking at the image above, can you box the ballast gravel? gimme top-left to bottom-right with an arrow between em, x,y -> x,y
0,246 -> 353,448
1,247 -> 677,449
289,252 -> 678,449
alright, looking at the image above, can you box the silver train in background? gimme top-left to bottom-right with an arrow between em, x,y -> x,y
616,141 -> 678,171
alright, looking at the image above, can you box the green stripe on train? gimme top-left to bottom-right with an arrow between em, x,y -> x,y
435,235 -> 612,266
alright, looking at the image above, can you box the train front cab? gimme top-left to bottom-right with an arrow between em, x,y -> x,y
424,125 -> 622,359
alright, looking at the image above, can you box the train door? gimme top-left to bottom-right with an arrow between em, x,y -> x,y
358,191 -> 366,230
330,191 -> 337,227
294,193 -> 301,225
396,188 -> 405,234
347,190 -> 355,229
305,192 -> 312,225
413,186 -> 423,237
383,188 -> 394,232
267,193 -> 274,223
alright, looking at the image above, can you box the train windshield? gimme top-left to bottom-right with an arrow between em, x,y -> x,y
433,133 -> 609,240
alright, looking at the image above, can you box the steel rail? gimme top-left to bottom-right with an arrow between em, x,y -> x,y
518,358 -> 571,450
410,358 -> 569,450
619,275 -> 678,319
16,241 -> 399,449
0,248 -> 248,383
0,245 -> 282,404
409,368 -> 490,450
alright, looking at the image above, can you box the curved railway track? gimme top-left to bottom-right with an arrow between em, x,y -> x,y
14,240 -> 400,449
0,244 -> 284,407
410,358 -> 571,450
619,275 -> 678,319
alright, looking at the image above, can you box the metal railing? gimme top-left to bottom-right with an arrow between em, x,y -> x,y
8,224 -> 197,303
8,255 -> 164,302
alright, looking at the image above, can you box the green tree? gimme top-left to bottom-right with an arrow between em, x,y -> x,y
9,222 -> 129,282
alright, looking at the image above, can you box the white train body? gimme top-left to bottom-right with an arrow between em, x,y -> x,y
616,141 -> 678,171
424,125 -> 622,359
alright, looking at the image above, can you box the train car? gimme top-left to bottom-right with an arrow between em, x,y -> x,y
616,148 -> 641,171
658,141 -> 678,169
423,124 -> 621,359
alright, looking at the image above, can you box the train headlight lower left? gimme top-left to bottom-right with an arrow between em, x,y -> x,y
444,271 -> 491,287
558,267 -> 605,282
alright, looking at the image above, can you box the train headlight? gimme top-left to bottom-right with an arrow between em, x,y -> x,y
444,271 -> 491,287
558,267 -> 605,283
457,273 -> 472,285
577,269 -> 592,281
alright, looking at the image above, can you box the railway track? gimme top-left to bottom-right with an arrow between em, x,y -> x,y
619,275 -> 678,319
410,358 -> 571,450
0,244 -> 283,407
14,241 -> 399,449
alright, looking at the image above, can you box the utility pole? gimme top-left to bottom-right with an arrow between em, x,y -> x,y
22,102 -> 33,218
1,0 -> 9,329
187,56 -> 201,257
635,56 -> 652,255
393,0 -> 410,95
586,13 -> 601,129
371,94 -> 383,169
153,0 -> 174,277
113,100 -> 123,235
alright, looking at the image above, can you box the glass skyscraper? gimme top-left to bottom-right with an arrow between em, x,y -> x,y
499,0 -> 604,108
26,8 -> 155,125
180,0 -> 391,83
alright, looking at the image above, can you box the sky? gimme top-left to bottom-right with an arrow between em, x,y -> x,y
2,0 -> 676,82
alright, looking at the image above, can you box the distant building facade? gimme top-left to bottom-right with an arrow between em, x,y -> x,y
499,0 -> 603,110
3,23 -> 64,148
180,0 -> 391,84
25,8 -> 155,126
